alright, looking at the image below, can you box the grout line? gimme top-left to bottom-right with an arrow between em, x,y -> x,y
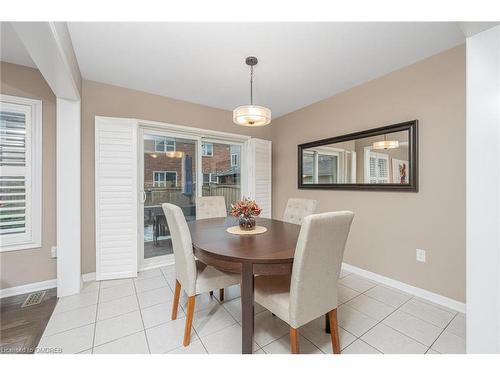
425,311 -> 459,353
92,328 -> 147,352
132,279 -> 152,354
90,281 -> 101,353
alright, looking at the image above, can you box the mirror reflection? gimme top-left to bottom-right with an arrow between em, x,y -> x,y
301,130 -> 410,185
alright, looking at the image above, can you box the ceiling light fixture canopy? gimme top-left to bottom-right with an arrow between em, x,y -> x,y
372,134 -> 399,150
233,56 -> 271,127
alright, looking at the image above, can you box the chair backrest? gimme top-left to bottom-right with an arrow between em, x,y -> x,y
162,203 -> 197,296
283,198 -> 318,225
196,196 -> 227,220
289,211 -> 354,328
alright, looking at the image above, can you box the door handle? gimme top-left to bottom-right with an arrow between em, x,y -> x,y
141,191 -> 147,203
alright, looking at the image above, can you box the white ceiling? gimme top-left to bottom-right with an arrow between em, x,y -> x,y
3,22 -> 469,117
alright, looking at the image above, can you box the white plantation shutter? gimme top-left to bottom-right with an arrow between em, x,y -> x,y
0,96 -> 42,252
95,117 -> 138,280
245,138 -> 272,218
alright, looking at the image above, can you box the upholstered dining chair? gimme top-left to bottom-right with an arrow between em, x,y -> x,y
195,196 -> 227,300
254,211 -> 354,354
282,198 -> 318,225
196,196 -> 227,220
162,203 -> 241,346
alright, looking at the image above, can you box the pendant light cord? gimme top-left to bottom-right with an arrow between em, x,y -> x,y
250,65 -> 254,105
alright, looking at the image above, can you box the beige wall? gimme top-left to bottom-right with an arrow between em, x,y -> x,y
0,62 -> 57,289
271,45 -> 466,302
81,80 -> 271,274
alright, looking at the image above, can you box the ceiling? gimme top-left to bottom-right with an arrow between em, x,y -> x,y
2,22 -> 471,117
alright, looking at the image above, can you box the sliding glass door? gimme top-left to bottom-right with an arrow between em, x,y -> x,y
139,130 -> 198,268
201,140 -> 242,213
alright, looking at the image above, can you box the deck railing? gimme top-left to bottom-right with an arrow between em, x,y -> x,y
145,184 -> 240,212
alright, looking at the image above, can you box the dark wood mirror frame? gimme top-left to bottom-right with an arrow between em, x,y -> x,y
298,120 -> 418,192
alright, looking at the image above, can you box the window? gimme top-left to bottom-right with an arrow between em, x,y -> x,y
203,173 -> 218,184
153,171 -> 177,187
231,153 -> 239,167
0,95 -> 42,252
364,148 -> 389,183
155,137 -> 175,152
201,143 -> 213,157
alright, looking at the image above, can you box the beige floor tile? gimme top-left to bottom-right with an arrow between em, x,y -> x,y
53,291 -> 99,314
431,331 -> 465,354
253,310 -> 289,347
383,310 -> 442,346
97,295 -> 139,321
338,274 -> 377,293
337,284 -> 361,304
134,275 -> 168,293
99,282 -> 135,303
221,297 -> 266,322
136,268 -> 163,280
341,339 -> 381,354
346,294 -> 395,321
142,302 -> 185,329
361,323 -> 427,354
262,334 -> 321,354
400,299 -> 455,328
337,305 -> 378,337
201,323 -> 259,353
364,285 -> 412,308
146,317 -> 199,354
179,293 -> 221,313
192,304 -> 237,338
137,286 -> 174,309
445,314 -> 466,339
44,305 -> 97,336
37,324 -> 94,354
93,331 -> 149,354
166,340 -> 207,354
94,310 -> 143,346
299,316 -> 356,352
100,278 -> 134,290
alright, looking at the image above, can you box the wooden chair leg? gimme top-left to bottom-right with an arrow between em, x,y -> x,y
328,309 -> 341,354
219,288 -> 224,302
183,296 -> 196,346
290,327 -> 300,354
171,280 -> 181,320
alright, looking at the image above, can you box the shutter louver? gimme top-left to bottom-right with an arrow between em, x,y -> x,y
246,138 -> 272,218
95,117 -> 138,280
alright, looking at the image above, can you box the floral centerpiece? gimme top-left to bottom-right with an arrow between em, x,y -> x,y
230,197 -> 262,231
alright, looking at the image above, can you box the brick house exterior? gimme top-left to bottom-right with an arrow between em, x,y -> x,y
143,137 -> 233,188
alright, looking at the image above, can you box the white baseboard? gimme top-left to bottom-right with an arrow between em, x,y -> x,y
81,272 -> 96,282
0,279 -> 57,299
342,262 -> 466,314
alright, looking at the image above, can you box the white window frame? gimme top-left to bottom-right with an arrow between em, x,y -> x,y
203,173 -> 219,184
231,153 -> 239,167
154,137 -> 176,152
153,171 -> 177,187
0,95 -> 42,252
202,142 -> 213,157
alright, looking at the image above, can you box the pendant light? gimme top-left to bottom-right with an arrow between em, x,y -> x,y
233,56 -> 271,126
372,134 -> 399,150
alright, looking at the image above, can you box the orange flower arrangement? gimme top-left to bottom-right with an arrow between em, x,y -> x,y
230,197 -> 262,218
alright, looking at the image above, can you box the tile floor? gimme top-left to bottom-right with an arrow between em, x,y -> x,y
36,266 -> 466,354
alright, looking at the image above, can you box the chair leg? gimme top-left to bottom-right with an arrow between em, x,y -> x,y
328,309 -> 341,354
290,327 -> 300,354
219,288 -> 224,302
209,291 -> 214,297
171,280 -> 181,320
183,296 -> 196,346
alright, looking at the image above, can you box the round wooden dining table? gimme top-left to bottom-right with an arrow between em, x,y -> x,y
188,216 -> 301,354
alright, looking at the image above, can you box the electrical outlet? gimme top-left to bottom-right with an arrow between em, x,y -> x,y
51,246 -> 57,258
416,248 -> 426,263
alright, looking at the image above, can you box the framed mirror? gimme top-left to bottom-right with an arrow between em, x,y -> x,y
298,120 -> 418,191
